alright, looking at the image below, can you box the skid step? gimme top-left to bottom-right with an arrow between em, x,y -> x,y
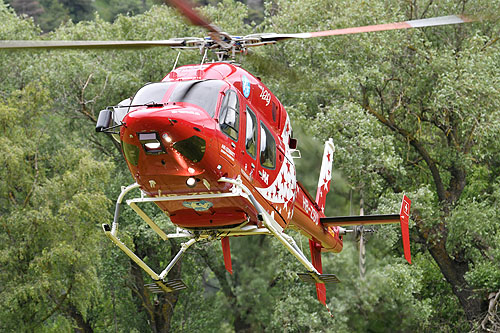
297,272 -> 341,284
145,279 -> 187,293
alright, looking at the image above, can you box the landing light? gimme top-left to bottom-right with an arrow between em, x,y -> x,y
186,177 -> 197,188
138,132 -> 165,155
188,167 -> 195,174
162,133 -> 172,143
145,142 -> 161,150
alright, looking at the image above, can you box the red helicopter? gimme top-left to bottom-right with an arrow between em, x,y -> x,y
0,0 -> 474,306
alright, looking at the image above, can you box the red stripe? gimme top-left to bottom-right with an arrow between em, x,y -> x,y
310,22 -> 411,37
458,15 -> 474,23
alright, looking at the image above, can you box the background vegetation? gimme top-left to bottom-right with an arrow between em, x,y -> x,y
0,0 -> 499,332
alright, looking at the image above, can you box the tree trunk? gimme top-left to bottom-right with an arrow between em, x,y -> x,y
129,239 -> 182,332
152,239 -> 182,332
414,210 -> 487,323
426,236 -> 486,321
65,303 -> 93,333
364,96 -> 488,323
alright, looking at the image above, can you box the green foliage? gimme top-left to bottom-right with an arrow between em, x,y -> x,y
0,84 -> 114,330
253,0 -> 500,328
0,0 -> 499,331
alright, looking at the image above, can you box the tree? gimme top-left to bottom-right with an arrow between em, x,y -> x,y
7,0 -> 43,17
253,0 -> 500,328
1,0 -> 499,331
0,84 -> 114,331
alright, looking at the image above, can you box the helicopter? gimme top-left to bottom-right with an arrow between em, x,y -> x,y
0,0 -> 474,307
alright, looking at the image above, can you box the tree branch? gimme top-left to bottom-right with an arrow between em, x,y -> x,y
362,102 -> 447,203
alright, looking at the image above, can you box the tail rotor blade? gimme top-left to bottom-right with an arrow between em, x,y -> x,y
357,227 -> 366,280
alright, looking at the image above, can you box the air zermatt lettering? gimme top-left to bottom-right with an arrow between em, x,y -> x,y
258,84 -> 271,106
182,200 -> 214,211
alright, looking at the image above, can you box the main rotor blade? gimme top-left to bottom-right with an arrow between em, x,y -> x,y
165,0 -> 222,34
254,15 -> 475,43
0,40 -> 185,50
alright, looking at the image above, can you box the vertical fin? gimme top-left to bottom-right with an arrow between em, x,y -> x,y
399,195 -> 412,264
221,237 -> 233,274
313,138 -> 334,305
309,239 -> 326,305
315,139 -> 335,212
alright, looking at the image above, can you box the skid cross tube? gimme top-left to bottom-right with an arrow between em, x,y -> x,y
111,183 -> 140,235
103,226 -> 160,281
159,238 -> 197,280
103,182 -> 274,289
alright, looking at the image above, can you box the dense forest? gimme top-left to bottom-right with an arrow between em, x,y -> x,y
3,0 -> 265,31
0,0 -> 499,332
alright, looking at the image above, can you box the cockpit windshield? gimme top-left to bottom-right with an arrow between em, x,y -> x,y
131,82 -> 174,106
131,80 -> 225,117
169,80 -> 225,117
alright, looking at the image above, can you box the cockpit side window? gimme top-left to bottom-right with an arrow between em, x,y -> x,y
219,90 -> 240,141
260,122 -> 276,169
245,106 -> 257,158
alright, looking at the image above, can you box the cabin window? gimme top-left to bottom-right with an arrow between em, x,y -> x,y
260,122 -> 276,169
245,106 -> 257,158
219,90 -> 240,141
271,101 -> 277,123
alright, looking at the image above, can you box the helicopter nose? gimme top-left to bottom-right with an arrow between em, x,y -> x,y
124,106 -> 205,140
120,106 -> 213,173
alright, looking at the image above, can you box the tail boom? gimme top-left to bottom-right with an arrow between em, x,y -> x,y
290,183 -> 343,253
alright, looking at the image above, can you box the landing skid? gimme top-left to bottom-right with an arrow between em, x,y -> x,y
145,280 -> 187,294
297,272 -> 340,284
103,177 -> 332,293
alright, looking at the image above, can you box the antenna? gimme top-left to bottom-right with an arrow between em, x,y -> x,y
172,51 -> 181,72
200,48 -> 208,68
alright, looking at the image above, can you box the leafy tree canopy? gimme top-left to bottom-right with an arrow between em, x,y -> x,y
0,0 -> 499,331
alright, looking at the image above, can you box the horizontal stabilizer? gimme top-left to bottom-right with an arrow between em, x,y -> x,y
320,195 -> 412,264
298,272 -> 340,284
145,279 -> 187,293
320,214 -> 399,227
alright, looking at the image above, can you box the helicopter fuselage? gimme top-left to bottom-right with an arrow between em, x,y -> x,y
120,62 -> 343,252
